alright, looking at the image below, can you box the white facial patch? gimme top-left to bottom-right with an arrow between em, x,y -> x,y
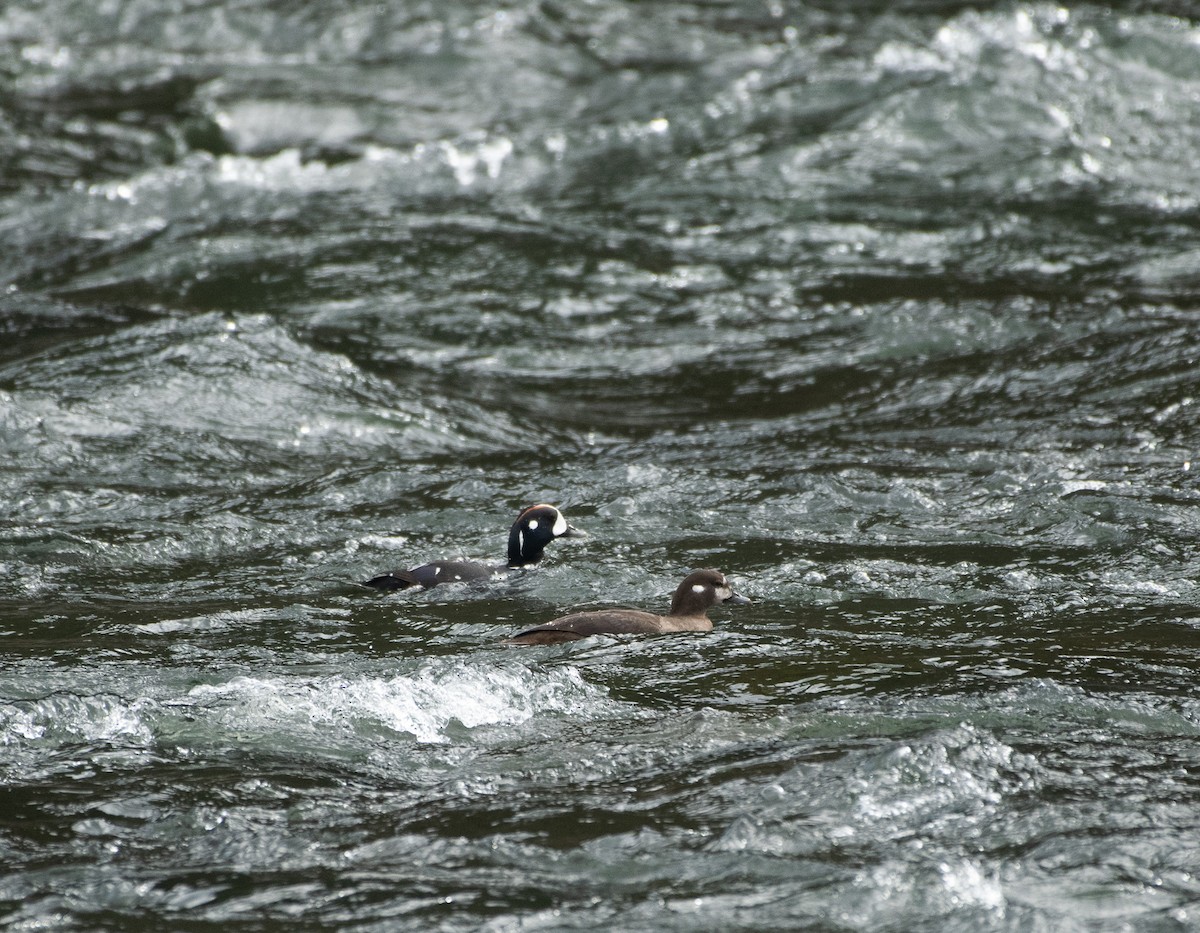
692,583 -> 707,594
527,519 -> 539,531
717,586 -> 732,601
552,510 -> 568,537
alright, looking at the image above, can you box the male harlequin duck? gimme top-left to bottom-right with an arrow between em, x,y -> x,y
503,568 -> 749,645
360,504 -> 585,591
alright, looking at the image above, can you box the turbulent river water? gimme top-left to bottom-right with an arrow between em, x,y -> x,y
3,1 -> 1200,930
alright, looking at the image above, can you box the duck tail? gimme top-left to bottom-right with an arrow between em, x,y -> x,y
359,570 -> 423,591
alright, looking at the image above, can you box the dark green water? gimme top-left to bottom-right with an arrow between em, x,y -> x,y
3,1 -> 1200,929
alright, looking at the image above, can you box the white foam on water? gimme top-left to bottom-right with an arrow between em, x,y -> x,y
835,857 -> 1006,927
438,135 -> 514,187
714,722 -> 1036,860
938,858 -> 1005,911
186,660 -> 606,745
207,131 -> 518,195
133,607 -> 309,636
849,725 -> 1017,823
0,693 -> 155,748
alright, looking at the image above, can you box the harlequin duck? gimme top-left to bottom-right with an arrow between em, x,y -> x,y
503,568 -> 749,645
360,504 -> 585,591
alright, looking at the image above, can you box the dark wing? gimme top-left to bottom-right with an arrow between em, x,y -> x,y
501,628 -> 588,646
361,560 -> 496,591
360,569 -> 423,591
503,610 -> 665,645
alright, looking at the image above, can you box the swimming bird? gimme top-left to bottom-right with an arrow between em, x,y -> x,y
503,568 -> 749,645
360,504 -> 585,591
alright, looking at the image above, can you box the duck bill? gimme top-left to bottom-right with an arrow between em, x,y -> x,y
726,592 -> 752,605
563,524 -> 587,538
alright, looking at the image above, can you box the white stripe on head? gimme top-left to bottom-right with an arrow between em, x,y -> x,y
517,530 -> 525,554
552,509 -> 568,537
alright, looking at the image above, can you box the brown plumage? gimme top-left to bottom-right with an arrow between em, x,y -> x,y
503,568 -> 749,645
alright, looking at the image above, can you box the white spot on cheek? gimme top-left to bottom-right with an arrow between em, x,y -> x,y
691,584 -> 706,594
552,510 -> 568,536
527,519 -> 539,531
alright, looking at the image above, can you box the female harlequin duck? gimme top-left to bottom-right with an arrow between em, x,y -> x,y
503,568 -> 749,645
361,504 -> 585,591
